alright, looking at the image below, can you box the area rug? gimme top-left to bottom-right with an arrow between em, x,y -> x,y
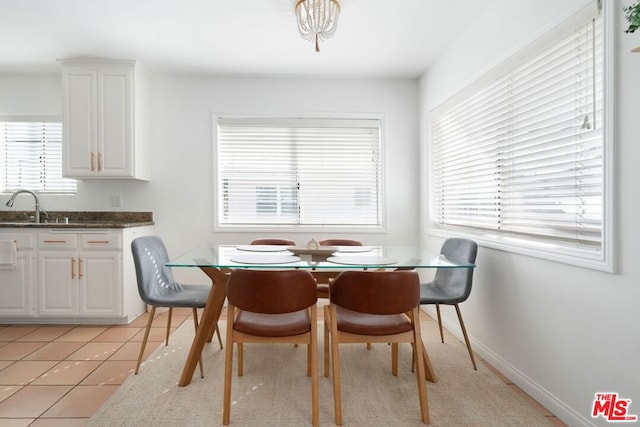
89,320 -> 552,426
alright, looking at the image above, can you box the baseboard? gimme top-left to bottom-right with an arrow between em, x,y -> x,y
420,306 -> 595,427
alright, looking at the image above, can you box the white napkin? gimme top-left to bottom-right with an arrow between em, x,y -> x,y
0,240 -> 17,269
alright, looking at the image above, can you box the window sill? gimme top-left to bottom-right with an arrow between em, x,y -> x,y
427,226 -> 614,273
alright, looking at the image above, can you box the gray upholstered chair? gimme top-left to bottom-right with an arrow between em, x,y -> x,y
131,235 -> 223,375
420,237 -> 478,370
223,269 -> 319,426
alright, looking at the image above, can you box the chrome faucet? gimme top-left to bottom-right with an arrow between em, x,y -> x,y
5,189 -> 42,223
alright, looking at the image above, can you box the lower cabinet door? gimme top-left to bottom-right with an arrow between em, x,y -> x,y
0,254 -> 34,316
80,252 -> 121,316
38,251 -> 77,316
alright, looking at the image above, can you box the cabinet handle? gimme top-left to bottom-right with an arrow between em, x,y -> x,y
78,258 -> 83,279
87,240 -> 110,244
98,152 -> 102,171
43,240 -> 67,243
91,152 -> 96,172
71,257 -> 76,279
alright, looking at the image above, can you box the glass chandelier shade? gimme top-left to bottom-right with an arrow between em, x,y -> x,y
295,0 -> 340,52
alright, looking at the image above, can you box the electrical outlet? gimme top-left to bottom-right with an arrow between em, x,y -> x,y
109,195 -> 123,207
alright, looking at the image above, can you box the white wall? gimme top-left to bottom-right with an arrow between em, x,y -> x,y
0,74 -> 421,280
419,1 -> 640,426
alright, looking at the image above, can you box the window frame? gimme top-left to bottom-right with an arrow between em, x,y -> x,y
426,1 -> 615,272
212,113 -> 387,233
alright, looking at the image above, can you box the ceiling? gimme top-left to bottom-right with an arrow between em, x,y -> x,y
0,0 -> 492,78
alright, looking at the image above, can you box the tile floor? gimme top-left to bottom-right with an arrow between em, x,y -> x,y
0,308 -> 566,426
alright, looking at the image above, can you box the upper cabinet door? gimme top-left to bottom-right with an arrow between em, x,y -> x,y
62,68 -> 97,178
60,59 -> 150,181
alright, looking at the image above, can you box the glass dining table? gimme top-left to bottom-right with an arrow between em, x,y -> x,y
167,244 -> 476,386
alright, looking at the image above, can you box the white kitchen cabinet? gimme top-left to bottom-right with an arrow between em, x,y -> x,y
0,225 -> 152,324
0,231 -> 35,317
60,58 -> 150,180
38,232 -> 121,317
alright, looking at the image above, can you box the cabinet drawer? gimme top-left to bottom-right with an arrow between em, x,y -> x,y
80,233 -> 121,250
0,233 -> 35,250
38,233 -> 78,250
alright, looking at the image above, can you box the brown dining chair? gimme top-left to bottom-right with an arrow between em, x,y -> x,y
250,238 -> 296,246
324,270 -> 429,425
222,269 -> 319,426
318,238 -> 363,247
314,239 -> 363,299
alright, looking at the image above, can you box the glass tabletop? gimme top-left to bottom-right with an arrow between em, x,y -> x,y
167,245 -> 475,269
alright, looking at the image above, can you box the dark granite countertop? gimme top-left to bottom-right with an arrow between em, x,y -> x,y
0,211 -> 154,229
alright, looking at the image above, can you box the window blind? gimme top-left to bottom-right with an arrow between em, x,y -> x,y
0,121 -> 77,193
430,11 -> 602,252
216,117 -> 382,227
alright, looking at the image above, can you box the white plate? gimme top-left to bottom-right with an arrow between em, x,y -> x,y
334,246 -> 374,253
230,254 -> 301,264
326,256 -> 398,266
235,245 -> 289,252
286,246 -> 337,256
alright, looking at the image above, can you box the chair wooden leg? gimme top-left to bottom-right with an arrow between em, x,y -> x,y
454,304 -> 477,370
215,322 -> 224,349
310,305 -> 319,427
329,307 -> 343,426
165,307 -> 173,346
436,304 -> 444,343
135,306 -> 156,374
324,306 -> 330,377
222,306 -> 235,425
412,308 -> 430,424
192,308 -> 205,378
237,343 -> 244,376
391,342 -> 399,376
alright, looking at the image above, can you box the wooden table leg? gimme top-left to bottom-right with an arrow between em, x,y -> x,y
178,267 -> 228,387
422,341 -> 438,383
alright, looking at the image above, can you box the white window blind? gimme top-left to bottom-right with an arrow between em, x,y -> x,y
0,120 -> 77,193
216,117 -> 382,227
430,9 -> 603,253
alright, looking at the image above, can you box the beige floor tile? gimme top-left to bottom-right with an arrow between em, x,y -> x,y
125,312 -> 151,327
0,361 -> 58,385
107,340 -> 160,361
54,327 -> 108,342
66,342 -> 123,361
80,360 -> 136,385
23,342 -> 85,361
31,360 -> 102,385
92,327 -> 141,342
0,384 -> 22,403
17,326 -> 74,342
41,385 -> 119,418
0,385 -> 72,418
30,419 -> 89,427
0,341 -> 46,360
0,326 -> 40,342
0,360 -> 14,370
130,326 -> 174,342
0,419 -> 34,427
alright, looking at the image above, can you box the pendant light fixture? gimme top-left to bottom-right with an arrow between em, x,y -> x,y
295,0 -> 340,52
